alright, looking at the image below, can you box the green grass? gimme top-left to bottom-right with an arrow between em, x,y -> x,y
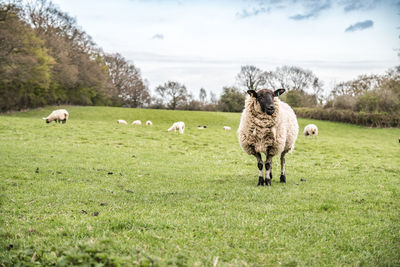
1,106 -> 399,266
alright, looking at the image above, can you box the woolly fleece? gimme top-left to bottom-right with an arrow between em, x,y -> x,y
238,96 -> 298,156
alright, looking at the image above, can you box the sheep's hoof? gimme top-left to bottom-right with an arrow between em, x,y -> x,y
257,176 -> 264,186
280,175 -> 286,183
265,179 -> 271,186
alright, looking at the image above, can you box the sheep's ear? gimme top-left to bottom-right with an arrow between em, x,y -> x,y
274,88 -> 285,97
247,90 -> 257,97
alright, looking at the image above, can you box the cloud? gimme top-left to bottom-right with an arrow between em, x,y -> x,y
341,0 -> 380,12
151,34 -> 164,40
236,6 -> 269,18
289,2 -> 331,20
345,20 -> 374,32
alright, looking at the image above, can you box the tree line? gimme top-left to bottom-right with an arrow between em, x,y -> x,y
0,0 -> 149,112
1,1 -> 399,116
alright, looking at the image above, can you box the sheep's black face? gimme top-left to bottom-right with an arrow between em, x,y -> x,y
247,88 -> 285,115
46,119 -> 50,123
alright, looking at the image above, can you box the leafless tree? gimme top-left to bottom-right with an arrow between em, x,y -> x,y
104,53 -> 150,107
199,88 -> 207,103
155,81 -> 188,110
236,65 -> 266,91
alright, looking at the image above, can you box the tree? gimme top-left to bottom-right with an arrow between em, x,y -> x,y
25,0 -> 113,106
155,81 -> 188,110
218,86 -> 245,112
268,66 -> 322,93
0,3 -> 54,111
261,65 -> 324,106
103,53 -> 150,108
237,65 -> 266,91
199,88 -> 207,103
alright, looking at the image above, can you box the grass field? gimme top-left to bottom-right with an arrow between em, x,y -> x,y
1,106 -> 399,266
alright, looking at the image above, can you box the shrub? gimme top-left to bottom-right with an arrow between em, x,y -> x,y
294,107 -> 400,127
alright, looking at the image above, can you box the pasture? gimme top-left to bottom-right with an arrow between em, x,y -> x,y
0,106 -> 399,266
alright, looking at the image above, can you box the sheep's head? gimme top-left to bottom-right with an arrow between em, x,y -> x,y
247,88 -> 285,115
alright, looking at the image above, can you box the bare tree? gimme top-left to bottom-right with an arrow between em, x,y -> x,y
236,65 -> 266,91
103,53 -> 150,107
199,88 -> 207,103
155,81 -> 188,110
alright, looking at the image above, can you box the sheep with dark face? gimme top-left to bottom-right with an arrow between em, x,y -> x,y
43,109 -> 69,124
238,89 -> 299,186
304,124 -> 318,138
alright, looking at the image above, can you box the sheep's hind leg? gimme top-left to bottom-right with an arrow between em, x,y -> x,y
255,152 -> 264,186
280,152 -> 287,183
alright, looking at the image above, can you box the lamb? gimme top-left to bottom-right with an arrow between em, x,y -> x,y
146,120 -> 153,126
117,120 -> 128,124
168,121 -> 185,134
223,126 -> 232,131
304,124 -> 318,138
132,120 -> 142,125
238,88 -> 299,186
42,109 -> 69,124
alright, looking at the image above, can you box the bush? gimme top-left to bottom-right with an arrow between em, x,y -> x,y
294,107 -> 400,127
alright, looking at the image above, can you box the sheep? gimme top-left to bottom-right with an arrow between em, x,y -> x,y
238,88 -> 299,186
132,120 -> 142,125
304,124 -> 318,138
42,109 -> 69,124
197,125 -> 207,129
168,121 -> 185,134
223,126 -> 232,131
146,120 -> 153,126
117,120 -> 128,124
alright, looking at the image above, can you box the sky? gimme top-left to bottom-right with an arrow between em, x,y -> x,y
51,0 -> 400,98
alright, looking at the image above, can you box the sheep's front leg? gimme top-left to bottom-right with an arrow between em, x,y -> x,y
255,152 -> 264,186
280,152 -> 287,183
265,156 -> 272,186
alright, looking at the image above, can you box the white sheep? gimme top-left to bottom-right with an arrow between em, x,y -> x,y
146,120 -> 153,126
117,120 -> 128,124
132,120 -> 142,125
223,126 -> 231,131
168,121 -> 185,134
238,88 -> 299,186
42,109 -> 69,124
304,124 -> 318,138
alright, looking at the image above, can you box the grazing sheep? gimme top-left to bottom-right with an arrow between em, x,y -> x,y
238,88 -> 299,186
117,120 -> 128,124
223,126 -> 232,131
42,109 -> 69,124
197,125 -> 207,129
146,120 -> 153,126
304,124 -> 318,138
132,120 -> 142,125
168,121 -> 185,134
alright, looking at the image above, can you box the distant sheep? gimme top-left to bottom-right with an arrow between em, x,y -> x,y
168,121 -> 185,134
117,120 -> 128,124
223,126 -> 231,131
197,125 -> 207,129
304,124 -> 318,138
132,120 -> 142,125
43,109 -> 69,124
146,120 -> 153,126
238,88 -> 299,186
